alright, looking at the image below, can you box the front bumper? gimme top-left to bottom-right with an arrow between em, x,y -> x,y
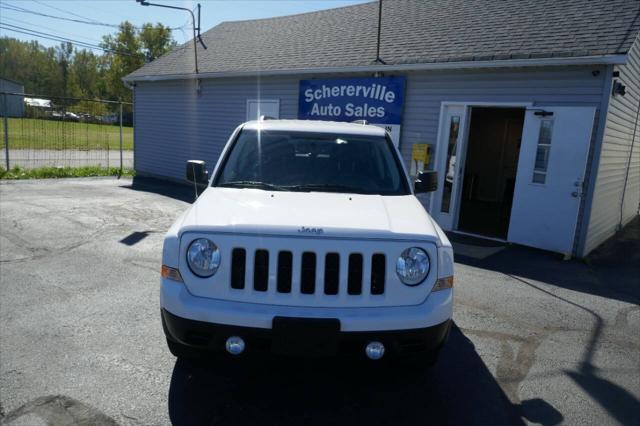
160,277 -> 453,331
162,308 -> 452,357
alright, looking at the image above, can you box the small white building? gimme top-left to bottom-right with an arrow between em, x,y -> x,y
125,0 -> 640,257
23,97 -> 52,109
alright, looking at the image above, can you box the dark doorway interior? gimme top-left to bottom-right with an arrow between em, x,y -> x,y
457,107 -> 525,239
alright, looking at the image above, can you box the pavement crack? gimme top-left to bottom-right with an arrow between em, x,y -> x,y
121,413 -> 144,425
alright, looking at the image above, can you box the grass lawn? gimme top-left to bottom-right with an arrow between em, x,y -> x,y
1,118 -> 133,150
0,166 -> 135,179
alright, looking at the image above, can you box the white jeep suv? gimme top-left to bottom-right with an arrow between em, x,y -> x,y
160,119 -> 454,362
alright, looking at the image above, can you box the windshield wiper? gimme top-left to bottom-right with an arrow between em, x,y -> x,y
217,181 -> 286,191
286,184 -> 370,194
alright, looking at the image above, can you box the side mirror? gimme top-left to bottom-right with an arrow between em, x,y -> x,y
186,160 -> 209,184
414,170 -> 438,193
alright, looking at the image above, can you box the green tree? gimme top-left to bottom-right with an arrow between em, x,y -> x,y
1,21 -> 175,103
69,50 -> 103,99
56,42 -> 73,97
100,21 -> 145,102
139,23 -> 176,62
100,22 -> 175,102
0,38 -> 64,96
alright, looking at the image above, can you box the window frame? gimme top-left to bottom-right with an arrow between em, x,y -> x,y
246,99 -> 280,121
531,118 -> 554,185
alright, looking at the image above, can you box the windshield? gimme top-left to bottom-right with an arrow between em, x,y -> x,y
214,129 -> 410,195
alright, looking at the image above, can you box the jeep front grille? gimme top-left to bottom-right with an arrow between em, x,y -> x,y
230,249 -> 385,296
180,234 -> 436,307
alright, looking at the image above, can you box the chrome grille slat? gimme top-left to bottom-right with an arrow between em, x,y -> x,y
361,254 -> 372,297
338,252 -> 350,301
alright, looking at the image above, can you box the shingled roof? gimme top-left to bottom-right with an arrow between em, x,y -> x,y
126,0 -> 640,80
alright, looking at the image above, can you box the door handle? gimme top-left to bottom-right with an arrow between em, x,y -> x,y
572,180 -> 584,198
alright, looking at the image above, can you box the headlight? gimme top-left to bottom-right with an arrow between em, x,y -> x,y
396,247 -> 430,285
187,238 -> 221,277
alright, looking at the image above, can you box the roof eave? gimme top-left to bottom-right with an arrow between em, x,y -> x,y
123,54 -> 628,82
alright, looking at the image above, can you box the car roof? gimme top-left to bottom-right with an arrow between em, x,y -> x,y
242,119 -> 387,137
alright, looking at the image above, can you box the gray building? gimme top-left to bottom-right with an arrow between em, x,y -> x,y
125,0 -> 640,258
0,77 -> 25,117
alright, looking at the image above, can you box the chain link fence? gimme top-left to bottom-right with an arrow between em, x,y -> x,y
0,92 -> 133,172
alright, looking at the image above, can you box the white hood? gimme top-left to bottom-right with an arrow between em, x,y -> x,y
177,187 -> 440,242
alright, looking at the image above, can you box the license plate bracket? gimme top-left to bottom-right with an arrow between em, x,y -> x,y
272,317 -> 340,356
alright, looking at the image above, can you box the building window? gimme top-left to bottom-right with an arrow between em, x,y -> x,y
246,99 -> 280,121
440,115 -> 460,213
532,119 -> 553,184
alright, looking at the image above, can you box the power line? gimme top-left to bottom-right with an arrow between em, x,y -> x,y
74,0 -> 191,35
0,3 -> 123,28
0,3 -> 187,31
32,0 -> 103,25
0,23 -> 134,56
1,15 -> 103,44
0,24 -> 139,57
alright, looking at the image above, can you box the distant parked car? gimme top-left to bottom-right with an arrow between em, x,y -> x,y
64,112 -> 80,121
77,112 -> 97,123
98,114 -> 118,124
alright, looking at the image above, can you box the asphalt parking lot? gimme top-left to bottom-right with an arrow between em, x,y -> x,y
1,177 -> 639,426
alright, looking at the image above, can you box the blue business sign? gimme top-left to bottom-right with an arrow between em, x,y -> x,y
298,77 -> 405,125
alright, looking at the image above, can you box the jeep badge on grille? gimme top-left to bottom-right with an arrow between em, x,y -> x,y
298,226 -> 324,235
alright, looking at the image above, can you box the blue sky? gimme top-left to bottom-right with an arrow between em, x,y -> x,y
0,0 -> 369,51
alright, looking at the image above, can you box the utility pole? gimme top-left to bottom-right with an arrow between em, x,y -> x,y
135,1 -> 207,75
375,0 -> 386,65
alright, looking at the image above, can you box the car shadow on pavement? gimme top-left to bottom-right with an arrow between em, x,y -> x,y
167,324 -> 561,426
449,217 -> 640,305
124,176 -> 196,204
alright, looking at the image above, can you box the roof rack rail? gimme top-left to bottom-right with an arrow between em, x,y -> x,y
351,119 -> 368,125
259,115 -> 277,121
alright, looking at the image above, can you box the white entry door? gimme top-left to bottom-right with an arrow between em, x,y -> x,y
431,105 -> 468,230
508,106 -> 596,255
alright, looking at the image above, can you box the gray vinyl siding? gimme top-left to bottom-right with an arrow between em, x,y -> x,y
135,66 -> 606,180
0,79 -> 24,118
585,38 -> 640,254
134,77 -> 299,181
134,66 -> 607,254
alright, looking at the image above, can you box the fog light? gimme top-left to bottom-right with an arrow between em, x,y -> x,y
225,336 -> 245,355
365,341 -> 385,360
